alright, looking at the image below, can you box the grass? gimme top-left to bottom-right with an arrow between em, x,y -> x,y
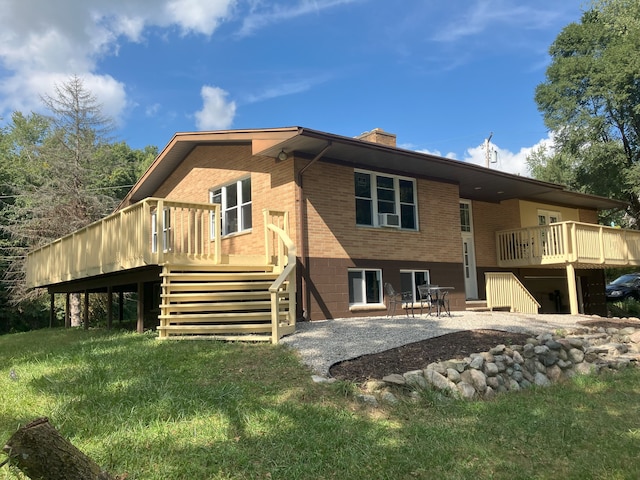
1,328 -> 640,479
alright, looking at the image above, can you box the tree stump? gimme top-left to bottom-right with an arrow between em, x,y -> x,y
2,417 -> 116,480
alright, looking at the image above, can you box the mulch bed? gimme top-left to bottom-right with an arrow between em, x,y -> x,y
328,318 -> 640,383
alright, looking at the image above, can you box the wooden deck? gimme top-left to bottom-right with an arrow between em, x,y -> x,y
496,222 -> 640,269
25,200 -> 297,343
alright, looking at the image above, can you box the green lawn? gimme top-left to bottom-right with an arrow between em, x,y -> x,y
1,328 -> 640,479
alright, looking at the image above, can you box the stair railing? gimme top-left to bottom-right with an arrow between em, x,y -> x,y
264,209 -> 296,343
485,272 -> 540,314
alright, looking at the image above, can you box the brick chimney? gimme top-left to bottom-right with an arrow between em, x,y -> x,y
356,128 -> 396,147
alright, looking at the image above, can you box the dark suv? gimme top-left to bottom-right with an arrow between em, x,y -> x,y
606,273 -> 640,301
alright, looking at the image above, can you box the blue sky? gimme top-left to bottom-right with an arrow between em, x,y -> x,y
0,0 -> 587,176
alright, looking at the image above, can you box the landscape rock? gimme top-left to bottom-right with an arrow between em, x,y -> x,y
364,328 -> 640,405
424,368 -> 456,392
359,324 -> 640,405
456,381 -> 476,400
404,370 -> 428,389
382,374 -> 406,385
356,394 -> 379,407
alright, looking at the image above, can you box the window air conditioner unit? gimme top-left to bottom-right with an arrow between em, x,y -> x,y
378,213 -> 400,228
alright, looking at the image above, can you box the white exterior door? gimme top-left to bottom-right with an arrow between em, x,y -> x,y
460,201 -> 478,300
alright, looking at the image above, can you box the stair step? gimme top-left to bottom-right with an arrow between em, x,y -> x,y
157,324 -> 273,334
163,281 -> 276,292
161,272 -> 279,282
163,264 -> 274,273
158,334 -> 272,342
161,291 -> 282,302
160,300 -> 291,313
159,311 -> 287,322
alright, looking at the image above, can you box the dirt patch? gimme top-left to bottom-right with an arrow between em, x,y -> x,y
328,319 -> 640,383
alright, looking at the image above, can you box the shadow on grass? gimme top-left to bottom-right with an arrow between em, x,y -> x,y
2,328 -> 640,479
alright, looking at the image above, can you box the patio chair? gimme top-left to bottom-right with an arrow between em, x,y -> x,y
384,283 -> 413,317
417,284 -> 438,316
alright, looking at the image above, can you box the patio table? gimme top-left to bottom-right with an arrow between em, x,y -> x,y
424,286 -> 454,317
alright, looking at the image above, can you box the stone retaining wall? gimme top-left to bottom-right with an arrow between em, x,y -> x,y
359,325 -> 640,405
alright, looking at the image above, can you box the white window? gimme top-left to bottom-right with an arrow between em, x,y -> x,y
537,209 -> 561,226
348,269 -> 383,305
460,202 -> 471,232
400,270 -> 430,303
354,170 -> 417,230
151,208 -> 171,253
210,177 -> 252,236
151,211 -> 158,253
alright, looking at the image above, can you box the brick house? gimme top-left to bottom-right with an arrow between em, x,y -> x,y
26,127 -> 635,342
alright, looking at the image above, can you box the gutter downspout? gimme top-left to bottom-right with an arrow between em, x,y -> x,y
296,142 -> 332,321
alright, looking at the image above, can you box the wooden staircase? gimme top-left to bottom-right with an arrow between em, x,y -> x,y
156,263 -> 295,342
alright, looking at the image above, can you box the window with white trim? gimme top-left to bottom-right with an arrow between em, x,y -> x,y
210,177 -> 252,236
537,209 -> 561,226
151,211 -> 158,253
400,270 -> 430,303
151,208 -> 171,253
460,202 -> 471,232
348,269 -> 382,305
354,170 -> 417,229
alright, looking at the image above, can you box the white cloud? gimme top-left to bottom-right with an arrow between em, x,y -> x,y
238,0 -> 360,37
433,1 -> 563,43
461,135 -> 555,177
164,0 -> 236,35
0,0 -> 236,121
194,85 -> 236,130
414,147 -> 457,160
0,70 -> 127,124
244,74 -> 332,104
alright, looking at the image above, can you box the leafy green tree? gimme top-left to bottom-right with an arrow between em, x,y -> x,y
531,0 -> 640,226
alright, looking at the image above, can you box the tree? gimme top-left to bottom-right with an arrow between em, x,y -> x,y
0,76 -> 157,331
0,112 -> 53,333
531,0 -> 640,226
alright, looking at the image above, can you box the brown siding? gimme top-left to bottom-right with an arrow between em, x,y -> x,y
578,208 -> 599,224
305,257 -> 465,320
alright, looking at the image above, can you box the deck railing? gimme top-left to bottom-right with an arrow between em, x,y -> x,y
496,222 -> 640,268
26,198 -> 221,288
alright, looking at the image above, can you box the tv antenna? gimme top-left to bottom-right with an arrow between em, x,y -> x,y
484,132 -> 498,168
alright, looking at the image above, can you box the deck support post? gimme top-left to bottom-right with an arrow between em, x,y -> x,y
118,292 -> 124,323
49,294 -> 55,328
107,287 -> 113,330
65,294 -> 71,328
83,291 -> 89,330
137,282 -> 144,333
566,263 -> 579,315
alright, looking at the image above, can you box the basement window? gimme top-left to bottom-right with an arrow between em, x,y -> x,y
400,270 -> 430,303
348,269 -> 383,306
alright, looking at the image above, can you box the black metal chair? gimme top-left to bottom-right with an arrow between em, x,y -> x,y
384,283 -> 413,317
417,284 -> 438,316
